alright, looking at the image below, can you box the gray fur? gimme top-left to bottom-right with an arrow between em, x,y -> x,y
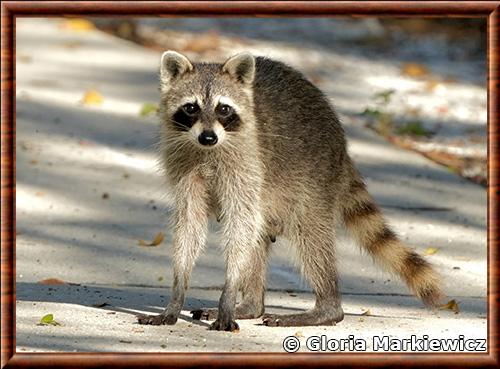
137,52 -> 442,331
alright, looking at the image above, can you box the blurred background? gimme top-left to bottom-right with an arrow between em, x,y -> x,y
95,17 -> 487,186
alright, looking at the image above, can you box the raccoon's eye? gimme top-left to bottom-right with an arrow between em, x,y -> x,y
182,103 -> 199,116
217,104 -> 233,117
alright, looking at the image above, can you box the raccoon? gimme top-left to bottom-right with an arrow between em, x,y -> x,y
137,51 -> 443,331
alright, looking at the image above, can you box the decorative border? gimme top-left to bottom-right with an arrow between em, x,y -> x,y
1,1 -> 498,368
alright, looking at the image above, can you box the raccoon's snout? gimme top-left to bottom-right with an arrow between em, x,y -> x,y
198,130 -> 218,146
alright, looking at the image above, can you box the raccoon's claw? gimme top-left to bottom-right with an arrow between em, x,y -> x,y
137,313 -> 177,325
262,313 -> 283,327
190,308 -> 218,321
209,318 -> 239,332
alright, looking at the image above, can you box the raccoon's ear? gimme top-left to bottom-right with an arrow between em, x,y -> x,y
222,53 -> 255,84
160,51 -> 193,89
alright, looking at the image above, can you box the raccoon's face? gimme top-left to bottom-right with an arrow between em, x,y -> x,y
159,51 -> 255,149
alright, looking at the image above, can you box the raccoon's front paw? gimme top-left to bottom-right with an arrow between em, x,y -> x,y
209,318 -> 239,332
137,313 -> 177,325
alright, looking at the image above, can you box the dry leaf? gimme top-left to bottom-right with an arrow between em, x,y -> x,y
18,54 -> 33,63
424,247 -> 439,255
78,140 -> 94,147
426,79 -> 441,91
361,309 -> 371,316
138,232 -> 165,247
401,63 -> 430,78
61,19 -> 95,31
437,105 -> 449,114
439,299 -> 460,314
38,278 -> 67,285
294,331 -> 304,338
92,302 -> 110,308
81,90 -> 103,105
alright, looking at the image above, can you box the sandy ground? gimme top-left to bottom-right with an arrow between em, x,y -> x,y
15,18 -> 487,353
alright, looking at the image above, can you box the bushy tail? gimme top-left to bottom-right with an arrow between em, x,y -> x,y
341,178 -> 443,307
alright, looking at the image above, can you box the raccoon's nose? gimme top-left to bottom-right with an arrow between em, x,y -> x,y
198,130 -> 218,146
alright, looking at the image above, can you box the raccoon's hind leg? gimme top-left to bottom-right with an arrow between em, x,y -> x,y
263,218 -> 344,327
191,236 -> 271,321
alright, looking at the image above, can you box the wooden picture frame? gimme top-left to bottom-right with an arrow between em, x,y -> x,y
1,1 -> 498,367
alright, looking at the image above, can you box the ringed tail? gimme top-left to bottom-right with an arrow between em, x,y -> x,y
341,178 -> 443,307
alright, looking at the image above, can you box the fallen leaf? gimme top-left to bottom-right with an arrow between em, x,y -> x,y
40,314 -> 53,324
29,159 -> 38,165
38,278 -> 67,285
18,54 -> 32,63
425,79 -> 441,91
294,331 -> 304,338
437,105 -> 449,114
361,309 -> 371,316
423,247 -> 439,255
81,90 -> 103,105
35,191 -> 45,197
102,192 -> 110,199
61,19 -> 95,31
401,62 -> 430,78
39,314 -> 62,326
158,276 -> 164,282
139,103 -> 158,117
78,140 -> 94,147
138,232 -> 165,247
439,299 -> 460,314
92,302 -> 110,308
